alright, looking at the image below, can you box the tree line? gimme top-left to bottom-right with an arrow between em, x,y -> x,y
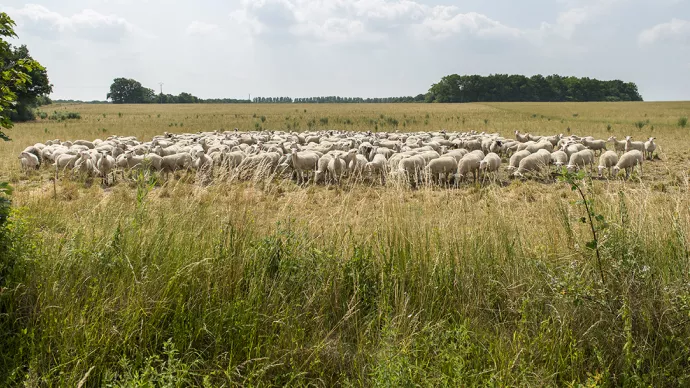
106,78 -> 250,104
426,74 -> 643,103
252,95 -> 428,104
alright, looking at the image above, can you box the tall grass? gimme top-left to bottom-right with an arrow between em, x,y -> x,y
2,177 -> 690,386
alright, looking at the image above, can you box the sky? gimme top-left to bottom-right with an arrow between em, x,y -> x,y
1,0 -> 689,101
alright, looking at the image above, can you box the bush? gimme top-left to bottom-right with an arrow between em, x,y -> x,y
679,117 -> 688,128
319,117 -> 329,125
47,111 -> 81,121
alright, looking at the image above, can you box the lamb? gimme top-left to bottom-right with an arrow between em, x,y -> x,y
427,156 -> 458,184
607,136 -> 626,154
566,149 -> 595,172
624,136 -> 645,153
644,137 -> 656,160
612,150 -> 643,179
597,151 -> 619,178
19,151 -> 40,171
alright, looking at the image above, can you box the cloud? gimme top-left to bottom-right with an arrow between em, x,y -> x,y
186,21 -> 220,37
639,18 -> 690,46
228,0 -> 524,44
5,4 -> 137,42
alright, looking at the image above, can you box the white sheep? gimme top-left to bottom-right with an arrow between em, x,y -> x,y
566,149 -> 595,173
427,156 -> 458,184
550,150 -> 568,167
290,148 -> 320,184
581,138 -> 607,155
479,152 -> 501,181
624,136 -> 645,153
456,153 -> 482,182
597,151 -> 619,178
97,153 -> 116,185
644,137 -> 656,160
607,136 -> 626,154
327,155 -> 347,184
19,151 -> 40,171
513,153 -> 547,177
73,152 -> 101,178
507,150 -> 531,172
613,150 -> 643,179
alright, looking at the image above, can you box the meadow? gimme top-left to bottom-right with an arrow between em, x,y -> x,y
1,102 -> 690,386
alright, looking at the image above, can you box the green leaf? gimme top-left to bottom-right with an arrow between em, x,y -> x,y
595,214 -> 605,222
585,240 -> 598,250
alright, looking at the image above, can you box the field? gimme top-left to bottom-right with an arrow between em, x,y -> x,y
2,102 -> 690,386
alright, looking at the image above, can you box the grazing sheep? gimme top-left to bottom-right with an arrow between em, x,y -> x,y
613,150 -> 643,179
364,154 -> 388,184
597,151 -> 619,178
550,150 -> 568,167
73,152 -> 100,177
566,149 -> 595,173
507,150 -> 531,172
314,154 -> 333,184
456,153 -> 482,182
515,131 -> 530,143
513,153 -> 547,177
644,137 -> 656,160
398,155 -> 426,186
22,146 -> 42,168
54,153 -> 79,174
19,151 -> 40,171
427,156 -> 458,184
479,152 -> 501,181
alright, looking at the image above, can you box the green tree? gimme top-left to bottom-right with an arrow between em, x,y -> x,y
107,78 -> 152,104
1,12 -> 46,140
7,44 -> 53,122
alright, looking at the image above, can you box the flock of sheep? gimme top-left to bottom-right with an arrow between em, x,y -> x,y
17,129 -> 656,187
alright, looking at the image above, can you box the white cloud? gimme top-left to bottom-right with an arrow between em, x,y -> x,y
5,4 -> 136,42
186,21 -> 220,36
639,18 -> 690,46
229,0 -> 524,44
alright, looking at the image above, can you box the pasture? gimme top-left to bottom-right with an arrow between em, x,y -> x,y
2,102 -> 690,386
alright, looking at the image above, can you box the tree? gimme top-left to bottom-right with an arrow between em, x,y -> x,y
7,44 -> 52,122
107,78 -> 151,104
1,12 -> 46,140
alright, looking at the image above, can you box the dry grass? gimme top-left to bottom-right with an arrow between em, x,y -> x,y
2,102 -> 690,386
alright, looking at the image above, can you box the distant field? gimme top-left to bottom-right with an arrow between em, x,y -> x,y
2,102 -> 690,386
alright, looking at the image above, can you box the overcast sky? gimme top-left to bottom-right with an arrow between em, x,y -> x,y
2,0 -> 689,101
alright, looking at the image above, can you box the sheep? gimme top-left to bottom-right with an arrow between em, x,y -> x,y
290,148 -> 320,184
364,154 -> 388,185
427,156 -> 458,184
515,131 -> 530,143
566,149 -> 595,173
644,137 -> 656,160
398,155 -> 426,187
327,155 -> 347,184
97,153 -> 116,185
160,153 -> 192,179
581,138 -> 607,155
550,150 -> 568,167
479,152 -> 501,181
597,151 -> 619,178
513,153 -> 548,178
612,150 -> 643,179
456,153 -> 482,183
193,150 -> 213,173
54,153 -> 79,175
19,151 -> 40,171
507,150 -> 531,172
21,146 -> 42,168
314,154 -> 333,184
349,154 -> 369,178
73,152 -> 100,178
624,136 -> 645,153
607,136 -> 626,154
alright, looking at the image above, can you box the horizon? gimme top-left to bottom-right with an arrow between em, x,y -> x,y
2,1 -> 689,102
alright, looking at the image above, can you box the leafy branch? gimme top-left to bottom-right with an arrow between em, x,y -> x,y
558,168 -> 608,285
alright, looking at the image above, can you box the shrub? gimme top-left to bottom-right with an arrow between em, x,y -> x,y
319,117 -> 329,125
260,115 -> 266,123
634,120 -> 647,129
679,117 -> 688,128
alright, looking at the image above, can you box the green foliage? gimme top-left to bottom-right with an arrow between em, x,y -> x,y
679,117 -> 688,128
1,12 -> 47,139
107,78 -> 156,104
319,117 -> 329,125
47,111 -> 81,121
634,120 -> 648,129
426,74 -> 644,103
6,44 -> 53,123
